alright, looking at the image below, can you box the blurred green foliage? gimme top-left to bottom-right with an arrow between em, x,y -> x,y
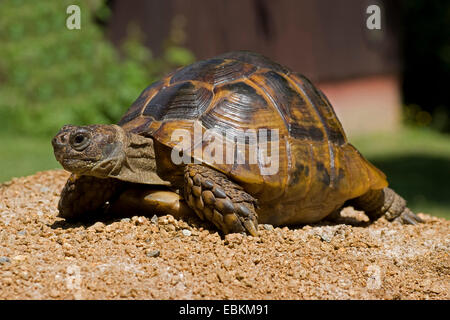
0,0 -> 195,137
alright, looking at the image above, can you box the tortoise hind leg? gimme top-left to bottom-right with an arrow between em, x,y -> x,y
58,174 -> 123,220
351,187 -> 423,224
183,164 -> 259,236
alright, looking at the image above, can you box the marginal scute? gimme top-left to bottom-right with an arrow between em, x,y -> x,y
123,117 -> 154,135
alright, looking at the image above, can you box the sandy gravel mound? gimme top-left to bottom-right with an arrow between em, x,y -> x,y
0,170 -> 448,299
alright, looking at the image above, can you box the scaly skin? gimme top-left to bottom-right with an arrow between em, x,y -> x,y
183,164 -> 259,236
58,174 -> 122,220
351,187 -> 423,224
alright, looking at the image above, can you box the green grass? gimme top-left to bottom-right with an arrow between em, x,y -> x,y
351,127 -> 450,219
0,133 -> 59,182
1,126 -> 449,219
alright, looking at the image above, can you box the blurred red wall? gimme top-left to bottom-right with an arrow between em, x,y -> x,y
108,0 -> 402,136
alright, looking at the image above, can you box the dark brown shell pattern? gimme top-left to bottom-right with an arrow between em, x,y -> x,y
118,51 -> 387,224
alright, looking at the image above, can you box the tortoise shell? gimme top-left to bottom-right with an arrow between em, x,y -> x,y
118,51 -> 387,224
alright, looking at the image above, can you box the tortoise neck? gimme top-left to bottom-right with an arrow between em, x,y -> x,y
104,128 -> 170,186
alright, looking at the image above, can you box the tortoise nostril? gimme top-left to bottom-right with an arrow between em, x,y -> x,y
52,133 -> 69,148
60,134 -> 68,144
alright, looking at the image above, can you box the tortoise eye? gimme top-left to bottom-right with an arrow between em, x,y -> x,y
70,131 -> 91,151
74,135 -> 84,144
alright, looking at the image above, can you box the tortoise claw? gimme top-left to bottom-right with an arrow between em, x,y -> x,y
395,209 -> 423,225
243,219 -> 259,237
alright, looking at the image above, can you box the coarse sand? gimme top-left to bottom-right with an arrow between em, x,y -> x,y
0,170 -> 448,299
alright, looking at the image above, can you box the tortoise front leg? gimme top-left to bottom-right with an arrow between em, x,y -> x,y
183,164 -> 259,236
351,187 -> 423,225
58,174 -> 122,220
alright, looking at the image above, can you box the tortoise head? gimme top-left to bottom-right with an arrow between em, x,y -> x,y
52,124 -> 127,177
52,124 -> 170,185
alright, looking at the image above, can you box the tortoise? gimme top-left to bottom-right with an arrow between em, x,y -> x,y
52,51 -> 422,236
